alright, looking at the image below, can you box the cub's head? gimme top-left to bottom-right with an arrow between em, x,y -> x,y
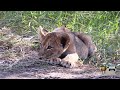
38,26 -> 70,59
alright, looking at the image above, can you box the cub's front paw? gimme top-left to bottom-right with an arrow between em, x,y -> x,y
60,61 -> 78,68
46,58 -> 61,65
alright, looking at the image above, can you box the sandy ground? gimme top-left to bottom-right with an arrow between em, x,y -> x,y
0,51 -> 120,79
0,51 -> 99,79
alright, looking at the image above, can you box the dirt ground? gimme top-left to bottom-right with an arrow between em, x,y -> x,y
0,27 -> 120,79
0,50 -> 120,79
0,50 -> 98,79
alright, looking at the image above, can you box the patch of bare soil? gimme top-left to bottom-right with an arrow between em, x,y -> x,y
0,27 -> 120,79
0,50 -> 101,79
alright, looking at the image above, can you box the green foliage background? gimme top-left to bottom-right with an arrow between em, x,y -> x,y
0,11 -> 120,63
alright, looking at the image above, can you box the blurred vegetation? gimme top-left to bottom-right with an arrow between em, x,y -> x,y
0,11 -> 120,64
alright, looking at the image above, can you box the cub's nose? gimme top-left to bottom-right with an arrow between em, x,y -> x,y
39,56 -> 44,59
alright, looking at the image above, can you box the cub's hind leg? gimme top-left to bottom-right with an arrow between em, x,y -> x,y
73,32 -> 97,57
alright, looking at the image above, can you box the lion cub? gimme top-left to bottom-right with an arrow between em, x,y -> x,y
38,26 -> 97,68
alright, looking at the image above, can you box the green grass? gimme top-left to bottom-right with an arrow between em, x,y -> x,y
0,11 -> 120,64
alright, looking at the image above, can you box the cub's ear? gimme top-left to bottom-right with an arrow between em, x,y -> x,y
60,25 -> 71,32
60,33 -> 70,52
53,25 -> 66,32
37,26 -> 49,41
60,25 -> 66,30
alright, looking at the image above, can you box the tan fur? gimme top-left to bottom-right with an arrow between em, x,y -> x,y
38,26 -> 97,68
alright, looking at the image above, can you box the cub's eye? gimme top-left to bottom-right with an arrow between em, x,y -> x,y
47,46 -> 53,50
